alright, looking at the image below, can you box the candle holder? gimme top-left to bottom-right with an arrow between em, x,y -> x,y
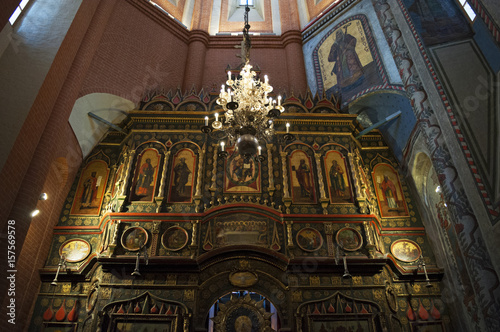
51,255 -> 67,286
342,255 -> 352,280
218,151 -> 228,159
201,125 -> 212,133
418,257 -> 432,288
131,241 -> 148,277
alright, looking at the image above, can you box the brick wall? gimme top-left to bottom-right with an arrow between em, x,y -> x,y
0,0 -> 112,329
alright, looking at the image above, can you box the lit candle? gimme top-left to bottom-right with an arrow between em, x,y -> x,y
286,122 -> 290,133
278,95 -> 282,106
268,97 -> 272,105
258,146 -> 262,155
220,84 -> 225,94
215,113 -> 219,122
204,116 -> 208,126
228,71 -> 231,80
220,141 -> 225,151
264,75 -> 268,84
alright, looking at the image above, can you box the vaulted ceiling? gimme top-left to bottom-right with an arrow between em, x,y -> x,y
148,0 -> 344,35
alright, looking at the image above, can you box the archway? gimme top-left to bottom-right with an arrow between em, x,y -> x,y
206,291 -> 280,331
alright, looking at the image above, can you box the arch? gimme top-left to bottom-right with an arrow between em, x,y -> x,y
349,91 -> 415,161
194,255 -> 288,329
205,291 -> 281,332
69,93 -> 134,158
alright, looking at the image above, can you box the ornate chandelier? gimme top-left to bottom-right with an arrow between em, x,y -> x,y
201,3 -> 291,160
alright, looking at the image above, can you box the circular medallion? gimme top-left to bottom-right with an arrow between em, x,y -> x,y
229,271 -> 258,287
121,227 -> 148,251
59,239 -> 91,263
390,239 -> 421,262
161,226 -> 189,251
336,227 -> 363,251
296,227 -> 323,252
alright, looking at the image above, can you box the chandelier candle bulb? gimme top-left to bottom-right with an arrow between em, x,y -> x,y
286,122 -> 290,133
215,113 -> 219,122
205,116 -> 208,126
264,75 -> 269,84
221,141 -> 225,151
228,71 -> 231,80
278,96 -> 281,106
258,146 -> 262,155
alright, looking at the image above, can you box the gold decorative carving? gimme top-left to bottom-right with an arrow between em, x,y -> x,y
385,281 -> 398,313
271,222 -> 281,251
292,290 -> 303,302
229,271 -> 258,287
280,150 -> 292,213
286,221 -> 294,247
209,144 -> 218,205
211,294 -> 274,332
167,274 -> 177,286
203,222 -> 214,251
310,276 -> 320,286
184,289 -> 195,301
267,143 -> 275,198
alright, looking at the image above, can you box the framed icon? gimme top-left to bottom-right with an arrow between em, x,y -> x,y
391,239 -> 421,263
121,227 -> 148,252
59,239 -> 91,263
161,226 -> 189,251
336,227 -> 363,251
296,227 -> 323,252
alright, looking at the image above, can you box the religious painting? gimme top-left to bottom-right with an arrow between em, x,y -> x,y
161,226 -> 189,251
296,227 -> 323,252
391,239 -> 421,262
224,150 -> 261,193
59,239 -> 91,262
214,220 -> 268,247
359,164 -> 372,200
314,16 -> 384,101
410,321 -> 445,332
323,151 -> 353,204
168,149 -> 196,203
336,227 -> 363,251
289,150 -> 317,204
402,0 -> 472,46
311,318 -> 373,332
130,149 -> 160,202
121,227 -> 148,251
372,164 -> 409,218
110,164 -> 123,198
70,160 -> 109,215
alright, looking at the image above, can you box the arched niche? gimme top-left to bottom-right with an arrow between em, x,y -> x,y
194,255 -> 288,330
349,91 -> 415,161
206,291 -> 280,332
69,93 -> 134,158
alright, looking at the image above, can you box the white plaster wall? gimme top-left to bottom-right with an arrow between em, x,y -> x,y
69,93 -> 134,158
0,0 -> 82,171
302,0 -> 402,96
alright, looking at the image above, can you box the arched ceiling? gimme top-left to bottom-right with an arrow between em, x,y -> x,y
148,0 -> 345,35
